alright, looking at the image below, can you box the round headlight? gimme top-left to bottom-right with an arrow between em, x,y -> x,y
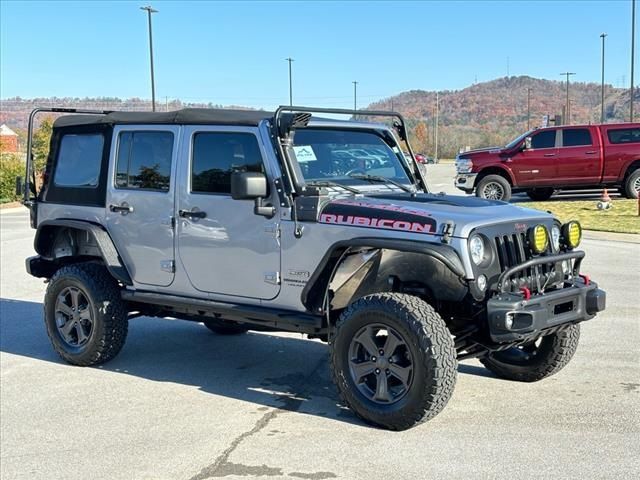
528,224 -> 549,254
551,224 -> 561,251
562,221 -> 582,249
469,235 -> 486,265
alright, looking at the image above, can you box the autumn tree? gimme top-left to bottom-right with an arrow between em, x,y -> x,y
32,116 -> 54,172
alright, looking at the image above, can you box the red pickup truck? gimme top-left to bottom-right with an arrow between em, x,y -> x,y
455,123 -> 640,201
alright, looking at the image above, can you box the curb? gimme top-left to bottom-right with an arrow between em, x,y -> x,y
583,230 -> 640,244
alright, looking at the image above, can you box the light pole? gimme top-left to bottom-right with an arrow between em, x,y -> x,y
434,92 -> 439,161
527,87 -> 531,130
140,6 -> 158,112
285,57 -> 294,106
352,81 -> 358,114
560,72 -> 576,124
631,0 -> 636,122
601,33 -> 608,123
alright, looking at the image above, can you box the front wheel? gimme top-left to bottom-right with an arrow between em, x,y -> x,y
480,324 -> 580,382
476,174 -> 512,202
331,293 -> 457,430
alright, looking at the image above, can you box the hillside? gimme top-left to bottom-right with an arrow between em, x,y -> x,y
367,75 -> 638,157
1,75 -> 637,157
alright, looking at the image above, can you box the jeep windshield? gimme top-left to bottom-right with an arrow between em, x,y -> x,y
289,128 -> 413,190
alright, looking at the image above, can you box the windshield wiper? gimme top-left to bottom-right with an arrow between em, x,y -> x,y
348,174 -> 414,193
305,180 -> 361,194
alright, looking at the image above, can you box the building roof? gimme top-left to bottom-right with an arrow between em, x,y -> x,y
53,108 -> 273,128
0,124 -> 18,136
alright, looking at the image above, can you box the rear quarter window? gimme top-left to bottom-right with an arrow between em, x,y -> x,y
607,128 -> 640,144
53,134 -> 104,187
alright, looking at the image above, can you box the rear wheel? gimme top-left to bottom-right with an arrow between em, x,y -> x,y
622,169 -> 640,199
476,174 -> 512,202
526,188 -> 555,201
203,318 -> 249,335
44,263 -> 128,366
331,293 -> 457,430
480,324 -> 580,382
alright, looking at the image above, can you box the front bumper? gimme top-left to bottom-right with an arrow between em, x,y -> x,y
486,278 -> 606,342
455,173 -> 477,191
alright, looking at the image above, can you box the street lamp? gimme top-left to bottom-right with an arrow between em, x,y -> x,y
285,58 -> 294,106
631,0 -> 636,122
601,33 -> 608,123
353,81 -> 358,115
140,6 -> 158,112
560,72 -> 576,124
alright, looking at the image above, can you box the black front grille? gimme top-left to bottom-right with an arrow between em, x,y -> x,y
494,233 -> 557,293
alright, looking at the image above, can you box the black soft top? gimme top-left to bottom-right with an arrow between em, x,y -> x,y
53,108 -> 273,128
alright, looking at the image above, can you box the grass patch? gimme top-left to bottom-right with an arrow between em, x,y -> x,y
520,199 -> 640,234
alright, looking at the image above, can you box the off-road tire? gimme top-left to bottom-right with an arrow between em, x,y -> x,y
526,188 -> 555,201
203,318 -> 249,335
44,263 -> 128,366
476,174 -> 512,202
622,169 -> 640,199
480,324 -> 580,382
331,293 -> 457,431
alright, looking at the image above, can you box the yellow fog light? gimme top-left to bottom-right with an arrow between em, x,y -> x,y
562,221 -> 582,249
528,224 -> 549,254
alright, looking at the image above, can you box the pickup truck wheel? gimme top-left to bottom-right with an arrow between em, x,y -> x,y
480,324 -> 580,382
331,293 -> 457,430
526,188 -> 554,201
44,263 -> 128,366
623,169 -> 640,199
203,318 -> 249,335
476,175 -> 512,201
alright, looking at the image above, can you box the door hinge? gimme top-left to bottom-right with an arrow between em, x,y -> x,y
160,260 -> 175,273
264,272 -> 281,285
264,223 -> 280,239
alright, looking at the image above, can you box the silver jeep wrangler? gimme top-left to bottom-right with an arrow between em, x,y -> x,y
22,106 -> 606,430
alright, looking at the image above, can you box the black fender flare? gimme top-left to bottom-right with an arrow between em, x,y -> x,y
301,237 -> 467,313
33,219 -> 132,285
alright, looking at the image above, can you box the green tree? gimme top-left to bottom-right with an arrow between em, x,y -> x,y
32,116 -> 54,172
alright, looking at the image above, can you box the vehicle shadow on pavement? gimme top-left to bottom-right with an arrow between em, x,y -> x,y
1,297 -> 492,426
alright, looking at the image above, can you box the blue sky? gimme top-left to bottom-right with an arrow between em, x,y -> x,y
1,0 -> 637,109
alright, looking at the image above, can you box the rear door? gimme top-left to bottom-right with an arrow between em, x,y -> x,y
105,125 -> 180,287
514,128 -> 558,186
176,126 -> 281,300
556,127 -> 600,184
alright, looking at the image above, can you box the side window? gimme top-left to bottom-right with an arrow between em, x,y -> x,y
116,131 -> 173,191
562,128 -> 592,147
192,132 -> 264,194
531,130 -> 556,149
54,134 -> 104,187
607,128 -> 640,144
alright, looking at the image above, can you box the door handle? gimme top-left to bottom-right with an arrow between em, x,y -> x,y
585,151 -> 597,154
179,209 -> 207,219
544,153 -> 556,157
109,203 -> 133,214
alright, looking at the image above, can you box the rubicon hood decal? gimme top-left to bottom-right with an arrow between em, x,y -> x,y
319,199 -> 437,234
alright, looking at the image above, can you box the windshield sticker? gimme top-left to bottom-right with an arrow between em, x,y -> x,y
293,145 -> 317,162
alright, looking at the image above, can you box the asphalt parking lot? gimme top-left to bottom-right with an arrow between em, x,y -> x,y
1,168 -> 639,480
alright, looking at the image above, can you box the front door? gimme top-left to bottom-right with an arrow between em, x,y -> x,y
106,125 -> 180,287
513,128 -> 558,186
176,126 -> 281,300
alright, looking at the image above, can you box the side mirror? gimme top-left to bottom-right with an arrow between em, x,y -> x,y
230,171 -> 274,218
231,171 -> 267,200
524,137 -> 532,150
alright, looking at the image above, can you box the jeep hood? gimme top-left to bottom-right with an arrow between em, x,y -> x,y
317,192 -> 552,238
